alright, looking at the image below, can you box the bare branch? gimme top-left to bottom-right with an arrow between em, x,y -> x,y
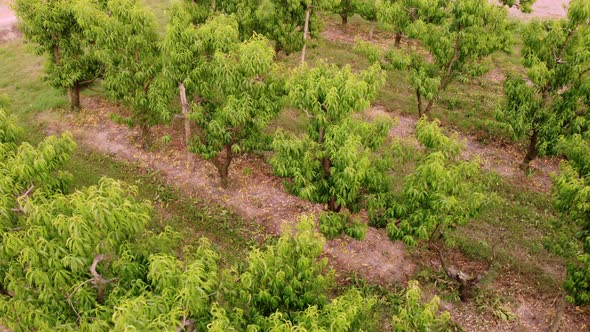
302,108 -> 315,119
11,182 -> 35,213
177,315 -> 195,332
90,255 -> 105,280
66,279 -> 94,323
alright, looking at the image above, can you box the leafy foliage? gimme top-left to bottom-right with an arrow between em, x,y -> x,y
251,0 -> 338,54
271,62 -> 390,212
14,0 -> 102,110
358,0 -> 511,117
0,109 -> 76,217
498,0 -> 536,13
75,0 -> 164,141
496,0 -> 590,168
157,10 -> 284,186
319,211 -> 367,240
553,135 -> 590,305
232,216 -> 333,317
0,114 -> 382,329
392,280 -> 452,331
370,119 -> 486,246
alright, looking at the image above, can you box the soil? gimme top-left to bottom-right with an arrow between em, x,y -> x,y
41,97 -> 415,286
419,247 -> 590,332
0,4 -> 18,43
507,0 -> 570,20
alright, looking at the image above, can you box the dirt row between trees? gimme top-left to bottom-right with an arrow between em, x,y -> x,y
0,3 -> 18,43
40,97 -> 589,332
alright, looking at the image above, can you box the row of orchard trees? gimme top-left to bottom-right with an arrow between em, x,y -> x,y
0,102 -> 454,330
14,0 -> 342,113
354,0 -> 589,170
15,0 -> 589,181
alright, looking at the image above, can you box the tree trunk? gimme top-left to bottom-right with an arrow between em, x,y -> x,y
275,42 -> 283,55
323,156 -> 340,212
301,5 -> 311,65
328,196 -> 341,213
318,125 -> 339,212
216,144 -> 233,188
139,122 -> 151,148
549,294 -> 566,332
53,45 -> 60,64
340,12 -> 348,25
395,31 -> 402,48
217,160 -> 230,188
69,82 -> 81,111
179,82 -> 193,167
521,129 -> 539,171
424,99 -> 435,117
369,20 -> 375,41
416,89 -> 423,118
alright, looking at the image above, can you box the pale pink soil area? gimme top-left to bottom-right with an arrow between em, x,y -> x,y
508,0 -> 570,20
0,4 -> 18,42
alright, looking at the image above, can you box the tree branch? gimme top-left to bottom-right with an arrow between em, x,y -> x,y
11,182 -> 35,213
302,108 -> 315,118
66,278 -> 94,323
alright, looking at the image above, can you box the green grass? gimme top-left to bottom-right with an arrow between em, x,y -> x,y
0,40 -> 67,128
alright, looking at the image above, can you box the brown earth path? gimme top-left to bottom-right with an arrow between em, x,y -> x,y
0,2 -> 18,43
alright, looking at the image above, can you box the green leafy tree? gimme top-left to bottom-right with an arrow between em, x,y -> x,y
369,118 -> 486,246
392,280 -> 452,331
553,135 -> 590,305
357,0 -> 377,40
233,216 -> 333,316
319,211 -> 367,240
359,0 -> 511,117
75,0 -> 165,143
332,0 -> 378,39
155,7 -> 237,164
0,109 -> 76,218
495,0 -> 590,170
158,10 -> 283,186
14,0 -> 102,111
272,63 -> 390,212
249,0 -> 338,61
334,0 -> 357,25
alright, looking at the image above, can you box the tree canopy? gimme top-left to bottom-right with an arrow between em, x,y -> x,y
75,0 -> 165,143
14,0 -> 102,111
496,0 -> 590,169
271,63 -> 390,212
553,134 -> 590,305
358,0 -> 511,118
